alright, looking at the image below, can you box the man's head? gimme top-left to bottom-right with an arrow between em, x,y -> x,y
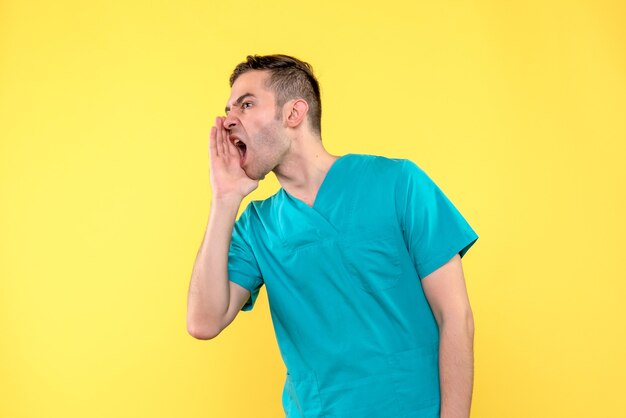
222,54 -> 322,180
229,54 -> 322,136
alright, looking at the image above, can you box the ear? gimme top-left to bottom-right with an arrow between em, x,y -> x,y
284,99 -> 309,129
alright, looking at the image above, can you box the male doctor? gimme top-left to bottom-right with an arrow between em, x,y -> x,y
187,54 -> 479,418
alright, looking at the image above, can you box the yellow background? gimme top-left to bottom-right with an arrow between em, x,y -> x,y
1,0 -> 625,416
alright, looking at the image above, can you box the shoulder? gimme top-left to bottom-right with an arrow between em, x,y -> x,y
232,194 -> 278,242
347,153 -> 425,181
240,189 -> 282,222
345,153 -> 404,171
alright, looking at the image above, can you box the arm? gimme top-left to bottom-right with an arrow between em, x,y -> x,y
421,253 -> 474,418
186,117 -> 259,340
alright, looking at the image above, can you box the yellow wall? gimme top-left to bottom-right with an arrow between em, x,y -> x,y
1,0 -> 624,416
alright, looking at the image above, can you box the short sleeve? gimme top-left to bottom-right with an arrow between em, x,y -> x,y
228,205 -> 264,311
396,160 -> 479,280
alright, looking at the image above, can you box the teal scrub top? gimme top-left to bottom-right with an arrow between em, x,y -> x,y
227,154 -> 479,418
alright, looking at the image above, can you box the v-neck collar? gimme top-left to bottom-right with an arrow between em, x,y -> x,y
280,154 -> 352,210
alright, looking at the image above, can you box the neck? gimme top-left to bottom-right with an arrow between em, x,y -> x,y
273,133 -> 340,207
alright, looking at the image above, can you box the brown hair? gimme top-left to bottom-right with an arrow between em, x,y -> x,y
230,54 -> 322,135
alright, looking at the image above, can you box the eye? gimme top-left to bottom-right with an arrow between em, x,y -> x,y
242,102 -> 252,109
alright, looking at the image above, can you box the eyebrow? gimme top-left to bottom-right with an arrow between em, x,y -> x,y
225,93 -> 256,113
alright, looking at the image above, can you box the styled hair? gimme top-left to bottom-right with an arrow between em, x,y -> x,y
229,54 -> 322,135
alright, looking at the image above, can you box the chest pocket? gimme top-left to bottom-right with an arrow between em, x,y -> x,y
339,228 -> 402,293
282,228 -> 333,252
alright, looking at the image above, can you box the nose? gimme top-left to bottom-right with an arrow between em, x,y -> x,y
223,113 -> 238,131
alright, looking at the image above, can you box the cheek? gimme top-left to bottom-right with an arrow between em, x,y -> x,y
256,124 -> 280,145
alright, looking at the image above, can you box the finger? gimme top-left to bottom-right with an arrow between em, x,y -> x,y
220,120 -> 234,160
209,126 -> 218,159
215,117 -> 225,156
221,120 -> 234,158
225,129 -> 239,158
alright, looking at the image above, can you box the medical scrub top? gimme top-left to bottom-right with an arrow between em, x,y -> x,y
227,154 -> 479,418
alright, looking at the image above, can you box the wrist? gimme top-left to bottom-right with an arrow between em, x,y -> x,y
210,193 -> 244,210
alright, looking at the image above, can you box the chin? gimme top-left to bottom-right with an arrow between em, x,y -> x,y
244,166 -> 267,181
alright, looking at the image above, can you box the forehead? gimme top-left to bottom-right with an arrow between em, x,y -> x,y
226,70 -> 274,104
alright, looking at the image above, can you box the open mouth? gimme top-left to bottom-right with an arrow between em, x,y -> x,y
231,136 -> 247,166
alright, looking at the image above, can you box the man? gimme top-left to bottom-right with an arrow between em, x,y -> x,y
187,54 -> 479,418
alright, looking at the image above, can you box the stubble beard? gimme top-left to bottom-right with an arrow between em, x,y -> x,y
246,120 -> 289,181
